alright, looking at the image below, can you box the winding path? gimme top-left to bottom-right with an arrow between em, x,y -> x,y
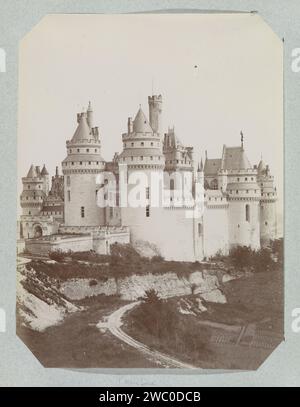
97,302 -> 197,369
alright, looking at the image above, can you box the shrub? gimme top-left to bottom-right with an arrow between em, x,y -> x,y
89,279 -> 98,287
110,243 -> 143,266
151,255 -> 164,263
49,250 -> 65,262
229,245 -> 275,272
140,289 -> 161,303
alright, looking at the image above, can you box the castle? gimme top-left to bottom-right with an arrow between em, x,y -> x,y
19,94 -> 278,261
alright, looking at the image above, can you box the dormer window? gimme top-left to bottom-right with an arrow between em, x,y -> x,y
86,149 -> 89,152
131,142 -> 134,147
77,149 -> 80,152
141,142 -> 144,146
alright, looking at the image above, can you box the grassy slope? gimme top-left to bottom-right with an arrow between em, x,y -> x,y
124,269 -> 284,370
17,295 -> 157,368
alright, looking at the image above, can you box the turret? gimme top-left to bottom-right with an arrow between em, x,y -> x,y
257,159 -> 277,245
41,164 -> 49,194
20,164 -> 45,216
62,103 -> 106,226
148,94 -> 162,135
87,101 -> 93,129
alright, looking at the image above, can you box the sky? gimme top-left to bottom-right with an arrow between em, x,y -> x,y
18,13 -> 283,222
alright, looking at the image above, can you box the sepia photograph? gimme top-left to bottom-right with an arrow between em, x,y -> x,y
16,13 -> 284,370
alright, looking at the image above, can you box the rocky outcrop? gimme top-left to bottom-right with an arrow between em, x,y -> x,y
60,269 -> 229,303
17,264 -> 79,332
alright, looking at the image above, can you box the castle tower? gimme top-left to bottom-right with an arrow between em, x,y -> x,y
20,164 -> 45,216
119,101 -> 165,247
163,127 -> 194,206
257,159 -> 277,246
225,141 -> 261,250
62,104 -> 106,226
148,94 -> 162,135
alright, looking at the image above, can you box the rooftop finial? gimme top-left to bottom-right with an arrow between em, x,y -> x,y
205,150 -> 208,160
240,130 -> 244,149
88,101 -> 92,111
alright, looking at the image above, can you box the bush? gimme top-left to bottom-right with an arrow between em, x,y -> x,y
127,298 -> 210,361
140,289 -> 161,303
229,245 -> 275,272
49,250 -> 65,262
151,255 -> 164,263
110,243 -> 144,266
89,279 -> 98,287
69,250 -> 110,264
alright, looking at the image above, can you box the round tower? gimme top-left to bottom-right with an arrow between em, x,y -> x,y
119,103 -> 165,248
225,143 -> 261,250
148,94 -> 162,135
20,164 -> 45,216
257,160 -> 277,246
62,104 -> 106,227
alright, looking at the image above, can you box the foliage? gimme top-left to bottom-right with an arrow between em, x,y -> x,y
127,298 -> 210,363
69,250 -> 111,264
270,238 -> 284,265
48,250 -> 65,262
110,243 -> 145,266
228,245 -> 276,272
139,289 -> 161,303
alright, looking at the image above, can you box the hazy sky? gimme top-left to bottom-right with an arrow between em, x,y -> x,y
18,13 -> 283,217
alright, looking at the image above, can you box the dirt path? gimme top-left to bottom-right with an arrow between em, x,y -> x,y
98,301 -> 197,369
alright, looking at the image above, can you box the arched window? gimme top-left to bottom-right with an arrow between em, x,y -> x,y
246,204 -> 250,222
198,223 -> 202,236
170,179 -> 175,191
67,176 -> 70,186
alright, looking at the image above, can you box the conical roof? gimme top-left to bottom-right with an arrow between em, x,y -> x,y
72,113 -> 92,141
257,159 -> 266,173
222,146 -> 251,170
26,164 -> 38,178
133,108 -> 153,133
41,164 -> 49,175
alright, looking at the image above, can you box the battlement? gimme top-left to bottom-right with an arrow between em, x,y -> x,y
59,225 -> 130,236
148,94 -> 162,103
226,168 -> 257,175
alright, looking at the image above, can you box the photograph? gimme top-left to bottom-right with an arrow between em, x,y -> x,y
16,13 -> 284,369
